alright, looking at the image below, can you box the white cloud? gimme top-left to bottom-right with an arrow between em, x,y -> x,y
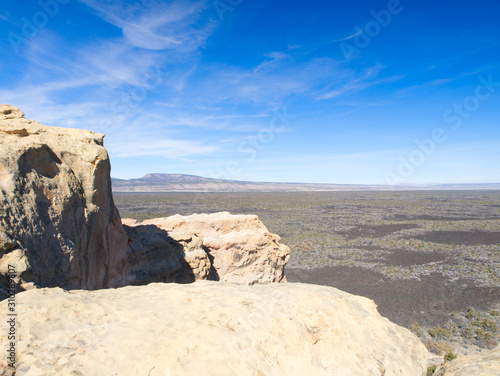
334,29 -> 363,42
189,57 -> 352,106
77,0 -> 214,51
107,137 -> 218,159
263,51 -> 289,60
316,65 -> 404,100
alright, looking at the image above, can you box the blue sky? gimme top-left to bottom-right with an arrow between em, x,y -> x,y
1,0 -> 499,184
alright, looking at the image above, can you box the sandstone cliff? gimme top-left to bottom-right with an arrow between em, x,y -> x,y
0,281 -> 429,375
0,104 -> 128,292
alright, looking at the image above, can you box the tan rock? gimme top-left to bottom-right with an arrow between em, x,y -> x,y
0,105 -> 128,292
0,104 -> 25,120
436,346 -> 500,375
139,212 -> 291,284
0,281 -> 429,375
167,231 -> 212,282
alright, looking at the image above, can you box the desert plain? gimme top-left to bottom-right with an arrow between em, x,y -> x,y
115,190 -> 500,356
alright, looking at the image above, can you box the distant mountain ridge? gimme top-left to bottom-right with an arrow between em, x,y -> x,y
111,174 -> 500,192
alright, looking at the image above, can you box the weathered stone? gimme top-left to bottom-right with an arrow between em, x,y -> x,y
139,212 -> 290,284
0,105 -> 128,293
0,281 -> 429,375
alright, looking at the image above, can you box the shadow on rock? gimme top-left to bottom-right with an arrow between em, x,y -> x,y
124,224 -> 212,285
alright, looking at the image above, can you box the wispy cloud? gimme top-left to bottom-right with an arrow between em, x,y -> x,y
77,0 -> 214,51
334,29 -> 363,42
316,64 -> 404,100
107,136 -> 218,158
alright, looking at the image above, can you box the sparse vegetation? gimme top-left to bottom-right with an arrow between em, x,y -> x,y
444,350 -> 457,361
409,322 -> 423,337
114,190 -> 500,355
423,339 -> 452,355
428,326 -> 452,340
427,365 -> 437,375
465,306 -> 480,320
114,190 -> 500,285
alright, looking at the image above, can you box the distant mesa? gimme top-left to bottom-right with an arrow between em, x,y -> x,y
112,173 -> 500,193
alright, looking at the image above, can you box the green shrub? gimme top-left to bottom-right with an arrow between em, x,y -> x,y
481,318 -> 499,332
475,329 -> 491,341
461,323 -> 476,339
490,310 -> 500,317
428,326 -> 452,340
427,365 -> 437,375
465,306 -> 478,320
444,320 -> 460,335
444,350 -> 457,361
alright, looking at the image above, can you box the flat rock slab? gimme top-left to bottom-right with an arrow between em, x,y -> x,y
0,282 -> 428,376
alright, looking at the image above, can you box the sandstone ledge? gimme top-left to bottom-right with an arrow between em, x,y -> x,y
0,281 -> 429,375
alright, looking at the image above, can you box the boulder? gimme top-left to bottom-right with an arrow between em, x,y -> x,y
0,281 -> 429,375
436,346 -> 500,375
0,105 -> 128,293
138,212 -> 290,284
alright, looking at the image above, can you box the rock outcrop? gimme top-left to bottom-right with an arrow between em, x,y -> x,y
436,346 -> 500,375
0,105 -> 128,293
0,281 -> 429,375
134,212 -> 290,284
0,105 -> 291,294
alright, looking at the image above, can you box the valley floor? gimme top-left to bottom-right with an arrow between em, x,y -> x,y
114,190 -> 500,356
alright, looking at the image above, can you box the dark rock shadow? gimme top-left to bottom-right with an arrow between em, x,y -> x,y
203,245 -> 220,281
124,224 -> 214,285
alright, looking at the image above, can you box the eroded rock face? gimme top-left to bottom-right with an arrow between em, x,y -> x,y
0,282 -> 429,376
136,212 -> 291,284
0,105 -> 128,292
122,221 -> 211,285
436,346 -> 500,375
